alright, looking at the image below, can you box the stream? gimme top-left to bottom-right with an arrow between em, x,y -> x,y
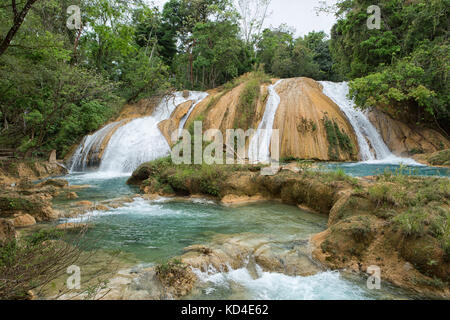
48,170 -> 423,300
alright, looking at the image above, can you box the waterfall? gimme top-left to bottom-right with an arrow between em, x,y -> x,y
70,91 -> 208,173
319,81 -> 420,165
248,80 -> 284,163
97,91 -> 207,173
178,92 -> 209,134
69,121 -> 124,172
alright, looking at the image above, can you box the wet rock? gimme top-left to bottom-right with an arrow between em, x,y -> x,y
49,150 -> 57,163
55,223 -> 88,231
67,192 -> 79,199
75,201 -> 93,207
37,179 -> 69,189
95,205 -> 109,211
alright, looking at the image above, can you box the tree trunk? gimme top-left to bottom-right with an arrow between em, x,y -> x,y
0,0 -> 39,57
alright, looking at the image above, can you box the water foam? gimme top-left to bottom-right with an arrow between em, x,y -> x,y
193,265 -> 371,300
248,80 -> 284,163
71,92 -> 208,174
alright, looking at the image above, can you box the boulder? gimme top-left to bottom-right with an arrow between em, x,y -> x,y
12,213 -> 36,227
75,200 -> 93,207
67,192 -> 79,199
368,108 -> 450,157
38,179 -> 69,189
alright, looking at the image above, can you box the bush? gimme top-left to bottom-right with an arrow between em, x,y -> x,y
155,259 -> 190,286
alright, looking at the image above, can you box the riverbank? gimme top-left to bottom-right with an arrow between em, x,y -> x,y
0,158 -> 67,186
128,158 -> 450,299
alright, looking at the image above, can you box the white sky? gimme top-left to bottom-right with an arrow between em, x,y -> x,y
151,0 -> 338,37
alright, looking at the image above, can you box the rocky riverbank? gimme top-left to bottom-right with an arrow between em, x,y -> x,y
128,158 -> 450,299
0,159 -> 67,186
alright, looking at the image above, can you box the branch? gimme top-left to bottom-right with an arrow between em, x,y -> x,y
12,0 -> 18,19
0,0 -> 39,57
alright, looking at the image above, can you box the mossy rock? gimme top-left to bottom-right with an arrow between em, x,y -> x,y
400,235 -> 449,282
0,196 -> 36,213
428,149 -> 450,166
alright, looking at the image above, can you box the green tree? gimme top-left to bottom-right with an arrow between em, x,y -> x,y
330,0 -> 449,134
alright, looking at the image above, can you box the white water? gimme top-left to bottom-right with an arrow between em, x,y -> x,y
178,92 -> 209,134
69,121 -> 124,172
193,265 -> 371,300
71,92 -> 208,173
319,81 -> 421,165
248,80 -> 284,163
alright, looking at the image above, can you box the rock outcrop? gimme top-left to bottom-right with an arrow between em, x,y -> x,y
274,78 -> 358,161
11,213 -> 36,227
158,100 -> 194,147
368,108 -> 450,158
182,77 -> 359,161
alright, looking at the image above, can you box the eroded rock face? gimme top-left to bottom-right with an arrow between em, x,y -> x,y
181,233 -> 322,278
181,77 -> 359,161
368,108 -> 450,157
274,78 -> 358,161
158,101 -> 194,147
131,161 -> 450,298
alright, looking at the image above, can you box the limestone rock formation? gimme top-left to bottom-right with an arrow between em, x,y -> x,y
274,78 -> 358,161
182,77 -> 359,161
158,100 -> 194,147
368,108 -> 450,157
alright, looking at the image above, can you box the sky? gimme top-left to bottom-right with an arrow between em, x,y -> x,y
152,0 -> 339,37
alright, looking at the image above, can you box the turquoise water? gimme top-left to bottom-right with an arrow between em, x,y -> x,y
64,172 -> 137,201
56,172 -> 423,300
65,197 -> 327,263
324,162 -> 450,177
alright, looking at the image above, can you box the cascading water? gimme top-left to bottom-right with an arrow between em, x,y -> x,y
248,80 -> 284,163
178,92 -> 209,134
319,81 -> 420,165
98,91 -> 208,173
70,91 -> 208,173
69,121 -> 125,172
